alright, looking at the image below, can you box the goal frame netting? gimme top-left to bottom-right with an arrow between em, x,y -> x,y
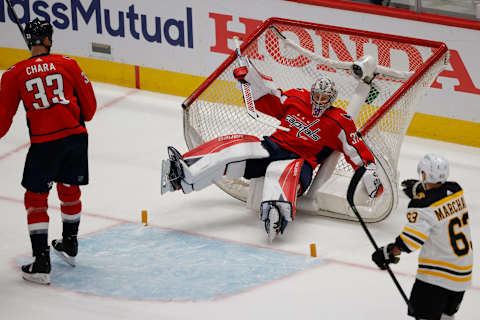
181,17 -> 448,222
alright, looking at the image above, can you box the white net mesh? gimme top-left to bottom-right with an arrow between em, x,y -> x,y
183,18 -> 448,222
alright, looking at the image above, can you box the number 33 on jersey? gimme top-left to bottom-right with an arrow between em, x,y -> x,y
397,182 -> 473,292
0,54 -> 96,143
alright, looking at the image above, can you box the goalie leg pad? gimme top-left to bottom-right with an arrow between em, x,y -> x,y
224,161 -> 247,178
261,158 -> 304,220
307,151 -> 341,195
180,135 -> 269,192
247,177 -> 264,211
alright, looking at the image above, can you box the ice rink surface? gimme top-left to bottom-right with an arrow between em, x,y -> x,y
0,80 -> 478,319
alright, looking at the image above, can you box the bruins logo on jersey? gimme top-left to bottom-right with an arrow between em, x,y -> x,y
407,211 -> 418,223
413,192 -> 425,200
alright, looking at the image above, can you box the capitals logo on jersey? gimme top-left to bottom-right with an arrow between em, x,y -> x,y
285,115 -> 321,141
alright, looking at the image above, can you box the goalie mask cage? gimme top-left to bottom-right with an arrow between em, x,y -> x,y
182,17 -> 448,222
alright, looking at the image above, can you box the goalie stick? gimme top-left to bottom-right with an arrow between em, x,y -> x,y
347,166 -> 418,319
233,37 -> 290,132
6,0 -> 29,48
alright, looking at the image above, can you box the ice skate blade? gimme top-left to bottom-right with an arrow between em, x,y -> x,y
22,272 -> 50,285
267,228 -> 277,243
53,247 -> 76,267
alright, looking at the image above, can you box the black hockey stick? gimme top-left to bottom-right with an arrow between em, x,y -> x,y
347,166 -> 417,318
5,0 -> 29,47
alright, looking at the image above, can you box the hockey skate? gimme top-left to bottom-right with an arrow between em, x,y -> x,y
264,206 -> 280,242
22,248 -> 51,285
161,146 -> 185,195
263,207 -> 289,242
52,235 -> 78,267
261,202 -> 290,242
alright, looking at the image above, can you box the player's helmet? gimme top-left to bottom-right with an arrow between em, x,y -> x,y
417,154 -> 449,184
311,77 -> 338,117
24,18 -> 53,50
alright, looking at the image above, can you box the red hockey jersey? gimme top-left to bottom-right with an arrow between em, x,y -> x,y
0,54 -> 96,143
255,88 -> 375,169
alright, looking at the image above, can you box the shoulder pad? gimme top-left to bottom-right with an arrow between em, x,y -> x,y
413,192 -> 426,200
408,197 -> 428,209
325,107 -> 343,115
324,108 -> 351,121
283,88 -> 304,95
282,88 -> 310,104
445,181 -> 462,193
408,184 -> 452,208
408,191 -> 440,208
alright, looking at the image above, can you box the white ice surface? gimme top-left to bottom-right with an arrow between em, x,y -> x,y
0,79 -> 478,319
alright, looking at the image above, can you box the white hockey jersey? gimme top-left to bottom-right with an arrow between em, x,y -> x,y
395,182 -> 473,292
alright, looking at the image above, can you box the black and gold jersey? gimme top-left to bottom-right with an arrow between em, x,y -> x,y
395,182 -> 473,292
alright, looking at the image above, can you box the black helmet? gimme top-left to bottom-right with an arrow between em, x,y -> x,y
24,18 -> 53,49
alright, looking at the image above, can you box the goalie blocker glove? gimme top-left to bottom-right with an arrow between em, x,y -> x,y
233,66 -> 248,83
372,243 -> 400,270
401,179 -> 424,199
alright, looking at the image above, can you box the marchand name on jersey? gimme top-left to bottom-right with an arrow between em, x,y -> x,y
434,195 -> 466,221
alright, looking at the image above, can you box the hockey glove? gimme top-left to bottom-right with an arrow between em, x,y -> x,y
372,243 -> 400,270
401,179 -> 424,199
233,66 -> 248,83
362,163 -> 384,198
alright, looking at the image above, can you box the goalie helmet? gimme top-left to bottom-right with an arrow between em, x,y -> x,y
311,77 -> 338,117
417,154 -> 449,184
24,18 -> 53,50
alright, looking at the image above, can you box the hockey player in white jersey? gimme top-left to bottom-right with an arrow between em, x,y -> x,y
372,154 -> 473,320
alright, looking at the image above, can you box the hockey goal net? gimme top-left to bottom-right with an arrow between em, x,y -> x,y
182,17 -> 448,222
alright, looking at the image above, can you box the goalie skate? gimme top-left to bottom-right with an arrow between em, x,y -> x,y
161,146 -> 185,195
264,207 -> 281,242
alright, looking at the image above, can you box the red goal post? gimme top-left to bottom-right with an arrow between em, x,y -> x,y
182,17 -> 448,222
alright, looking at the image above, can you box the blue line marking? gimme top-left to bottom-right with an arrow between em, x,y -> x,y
20,223 -> 325,300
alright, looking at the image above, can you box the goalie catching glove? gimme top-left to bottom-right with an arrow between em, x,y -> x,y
372,243 -> 400,270
362,163 -> 383,198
